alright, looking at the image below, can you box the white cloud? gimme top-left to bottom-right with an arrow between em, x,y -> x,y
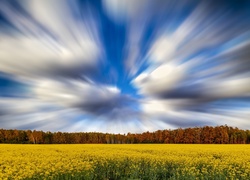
204,77 -> 250,98
133,63 -> 185,96
33,79 -> 121,112
0,36 -> 97,77
140,99 -> 177,116
0,0 -> 101,78
149,36 -> 177,63
102,0 -> 147,22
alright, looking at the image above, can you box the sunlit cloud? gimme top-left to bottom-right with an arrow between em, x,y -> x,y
0,0 -> 101,79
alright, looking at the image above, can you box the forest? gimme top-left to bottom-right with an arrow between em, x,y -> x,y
0,125 -> 250,144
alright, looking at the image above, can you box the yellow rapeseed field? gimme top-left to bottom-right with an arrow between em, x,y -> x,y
0,144 -> 250,180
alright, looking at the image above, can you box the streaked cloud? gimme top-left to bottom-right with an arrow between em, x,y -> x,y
0,0 -> 101,79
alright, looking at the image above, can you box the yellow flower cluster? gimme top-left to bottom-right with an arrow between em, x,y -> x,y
0,144 -> 250,179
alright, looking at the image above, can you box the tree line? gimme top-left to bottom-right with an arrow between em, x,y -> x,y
0,125 -> 250,144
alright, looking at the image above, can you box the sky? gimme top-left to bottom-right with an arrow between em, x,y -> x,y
0,0 -> 250,133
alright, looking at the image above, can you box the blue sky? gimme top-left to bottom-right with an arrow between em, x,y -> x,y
0,0 -> 250,133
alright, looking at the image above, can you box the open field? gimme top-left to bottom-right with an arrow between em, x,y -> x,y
1,144 -> 250,180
